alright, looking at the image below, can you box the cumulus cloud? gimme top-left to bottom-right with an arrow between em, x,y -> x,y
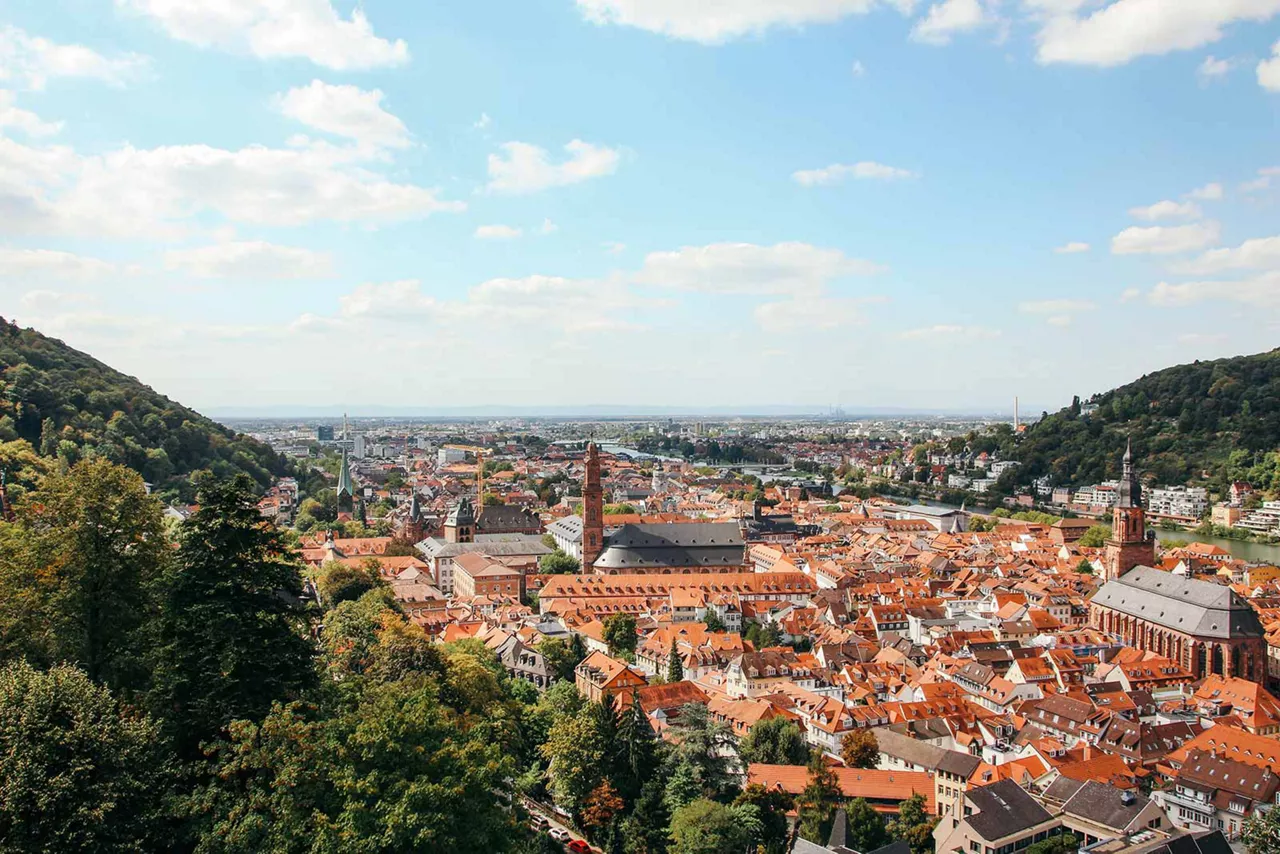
634,241 -> 885,295
1035,1 -> 1280,67
474,224 -> 523,240
1171,235 -> 1280,275
0,90 -> 61,136
1128,199 -> 1201,221
911,0 -> 995,45
1020,298 -> 1097,314
572,0 -> 902,44
1111,222 -> 1220,255
486,140 -> 621,194
792,161 -> 917,185
0,248 -> 115,280
898,324 -> 1000,340
1148,271 -> 1280,308
754,296 -> 884,332
1259,40 -> 1280,90
1187,182 -> 1223,201
0,128 -> 464,239
0,25 -> 148,89
163,241 -> 333,279
120,0 -> 409,70
1198,55 -> 1232,81
1053,241 -> 1090,254
277,80 -> 409,150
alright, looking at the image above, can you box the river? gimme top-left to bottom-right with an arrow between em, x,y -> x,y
916,498 -> 1280,565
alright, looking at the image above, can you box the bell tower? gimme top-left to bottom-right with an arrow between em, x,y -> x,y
582,442 -> 604,571
1103,439 -> 1154,582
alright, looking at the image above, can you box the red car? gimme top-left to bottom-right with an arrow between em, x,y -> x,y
566,841 -> 592,854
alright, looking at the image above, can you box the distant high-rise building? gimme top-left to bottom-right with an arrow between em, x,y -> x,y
316,425 -> 335,442
353,434 -> 367,458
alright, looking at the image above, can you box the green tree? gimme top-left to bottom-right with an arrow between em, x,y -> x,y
1077,524 -> 1112,548
844,798 -> 891,854
840,728 -> 880,769
0,457 -> 169,692
667,638 -> 684,682
887,793 -> 938,854
541,703 -> 608,815
664,703 -> 738,804
538,637 -> 583,684
619,777 -> 670,854
702,611 -> 725,632
668,799 -> 754,854
148,474 -> 316,757
540,550 -> 581,574
603,613 -> 638,658
739,716 -> 810,765
1242,807 -> 1280,854
797,754 -> 843,843
0,661 -> 172,852
734,783 -> 794,854
1026,833 -> 1080,854
316,557 -> 385,608
617,689 -> 659,801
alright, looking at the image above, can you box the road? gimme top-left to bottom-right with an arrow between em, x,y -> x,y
522,797 -> 597,853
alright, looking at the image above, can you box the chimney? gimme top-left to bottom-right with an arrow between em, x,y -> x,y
1014,396 -> 1020,431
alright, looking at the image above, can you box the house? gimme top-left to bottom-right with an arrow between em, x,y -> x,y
725,648 -> 816,698
1188,675 -> 1280,735
1039,778 -> 1171,847
934,779 -> 1062,854
748,764 -> 936,816
451,552 -> 524,600
574,651 -> 648,704
1156,748 -> 1279,840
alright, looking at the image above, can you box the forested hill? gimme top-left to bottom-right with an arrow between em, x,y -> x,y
1004,348 -> 1280,492
0,317 -> 291,498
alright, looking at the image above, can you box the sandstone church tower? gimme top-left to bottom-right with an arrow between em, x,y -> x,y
1103,439 -> 1154,582
582,442 -> 604,571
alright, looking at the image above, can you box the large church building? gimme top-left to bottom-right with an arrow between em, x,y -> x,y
1088,445 -> 1267,682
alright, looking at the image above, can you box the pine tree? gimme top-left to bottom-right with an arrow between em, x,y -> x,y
666,638 -> 683,683
617,688 -> 657,802
797,754 -> 843,843
147,474 -> 315,757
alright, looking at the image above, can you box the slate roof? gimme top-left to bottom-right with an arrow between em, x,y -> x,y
1048,779 -> 1153,832
1091,566 -> 1265,639
965,779 -> 1056,842
594,522 -> 747,570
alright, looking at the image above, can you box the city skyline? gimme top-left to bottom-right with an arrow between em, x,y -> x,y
3,1 -> 1280,411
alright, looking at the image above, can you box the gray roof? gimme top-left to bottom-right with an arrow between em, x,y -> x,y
547,515 -> 583,539
1091,566 -> 1265,640
966,780 -> 1056,842
417,536 -> 552,560
1043,778 -> 1152,833
593,522 -> 747,570
873,727 -> 948,770
936,749 -> 983,778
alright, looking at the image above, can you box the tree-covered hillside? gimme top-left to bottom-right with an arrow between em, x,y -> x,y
1004,348 -> 1280,492
0,317 -> 291,498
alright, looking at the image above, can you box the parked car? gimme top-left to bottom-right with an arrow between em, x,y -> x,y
549,828 -> 570,843
567,841 -> 591,854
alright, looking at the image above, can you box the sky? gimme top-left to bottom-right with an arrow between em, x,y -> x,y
2,0 -> 1280,415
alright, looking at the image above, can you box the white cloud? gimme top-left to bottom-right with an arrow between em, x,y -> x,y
540,218 -> 558,235
1111,222 -> 1219,255
0,90 -> 61,136
634,241 -> 885,295
792,161 -> 917,185
1259,40 -> 1280,90
474,113 -> 491,130
0,133 -> 464,238
1187,182 -> 1223,201
1127,199 -> 1202,221
573,0 -> 901,44
1035,1 -> 1280,67
898,324 -> 1000,340
1046,315 -> 1074,327
851,59 -> 866,76
18,289 -> 99,314
0,25 -> 147,89
474,224 -> 523,240
0,248 -> 115,280
1149,271 -> 1280,308
163,241 -> 333,279
1054,241 -> 1090,254
120,0 -> 409,70
486,140 -> 621,194
1020,298 -> 1097,314
911,0 -> 994,45
1198,55 -> 1232,81
754,297 -> 882,332
1120,287 -> 1140,302
277,80 -> 409,150
1172,235 -> 1280,275
603,241 -> 627,254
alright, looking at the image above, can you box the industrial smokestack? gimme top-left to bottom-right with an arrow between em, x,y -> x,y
1014,396 -> 1020,431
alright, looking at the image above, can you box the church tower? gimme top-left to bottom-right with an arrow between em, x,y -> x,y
582,442 -> 604,571
1103,439 -> 1154,582
445,496 -> 476,544
336,447 -> 354,516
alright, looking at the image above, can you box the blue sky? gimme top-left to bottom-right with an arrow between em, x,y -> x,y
2,0 -> 1280,414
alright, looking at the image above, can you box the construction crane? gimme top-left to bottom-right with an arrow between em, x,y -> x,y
443,445 -> 488,504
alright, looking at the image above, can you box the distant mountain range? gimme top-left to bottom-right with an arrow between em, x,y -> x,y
0,318 -> 293,498
208,404 -> 1021,420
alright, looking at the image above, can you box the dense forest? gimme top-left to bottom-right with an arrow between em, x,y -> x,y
997,348 -> 1280,493
0,317 -> 293,499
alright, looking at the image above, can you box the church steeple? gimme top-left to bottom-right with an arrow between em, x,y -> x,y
1103,438 -> 1152,582
336,447 -> 354,513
